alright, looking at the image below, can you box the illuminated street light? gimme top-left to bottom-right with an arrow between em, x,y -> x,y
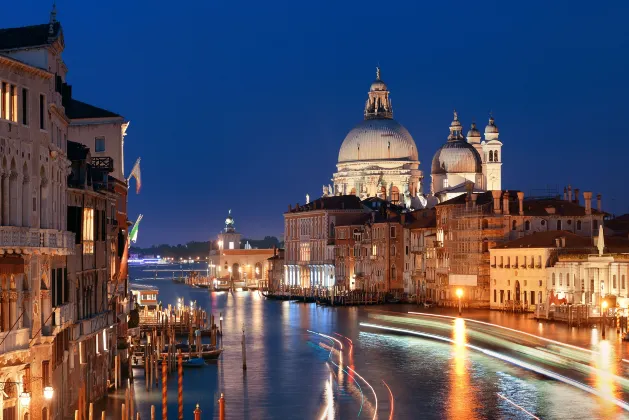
20,391 -> 31,407
456,288 -> 463,316
43,386 -> 54,400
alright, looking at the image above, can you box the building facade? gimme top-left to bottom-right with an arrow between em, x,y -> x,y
284,196 -> 365,289
0,9 -> 132,419
433,189 -> 605,307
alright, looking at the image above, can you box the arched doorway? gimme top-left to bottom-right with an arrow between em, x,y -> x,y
515,280 -> 521,302
232,263 -> 240,280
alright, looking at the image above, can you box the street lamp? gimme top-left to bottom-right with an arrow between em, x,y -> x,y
19,391 -> 31,407
43,386 -> 54,400
456,288 -> 463,316
602,300 -> 608,339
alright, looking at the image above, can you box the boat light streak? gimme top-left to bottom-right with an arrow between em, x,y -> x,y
361,322 -> 629,412
382,380 -> 394,420
345,365 -> 378,420
496,393 -> 540,419
408,312 -> 599,356
308,330 -> 344,351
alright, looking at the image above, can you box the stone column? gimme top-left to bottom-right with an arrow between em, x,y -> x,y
9,290 -> 17,329
1,291 -> 8,331
15,174 -> 22,227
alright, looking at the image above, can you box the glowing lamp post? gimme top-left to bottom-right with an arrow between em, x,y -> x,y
456,288 -> 463,316
19,391 -> 31,407
602,300 -> 608,339
43,386 -> 54,400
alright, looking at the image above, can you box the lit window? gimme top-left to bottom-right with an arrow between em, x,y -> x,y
443,179 -> 449,188
83,208 -> 94,254
229,241 -> 234,250
95,137 -> 106,152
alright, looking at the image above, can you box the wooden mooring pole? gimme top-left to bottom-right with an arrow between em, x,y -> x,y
178,354 -> 184,420
162,356 -> 168,420
218,393 -> 225,420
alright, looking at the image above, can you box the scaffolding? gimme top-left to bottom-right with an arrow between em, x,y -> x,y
443,201 -> 494,303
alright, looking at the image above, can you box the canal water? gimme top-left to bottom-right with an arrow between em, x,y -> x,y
125,263 -> 628,419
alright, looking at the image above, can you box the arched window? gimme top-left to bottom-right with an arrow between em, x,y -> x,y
525,220 -> 531,231
512,220 -> 516,231
329,222 -> 335,238
538,255 -> 542,267
538,291 -> 543,304
552,273 -> 556,286
559,273 -> 563,286
613,275 -> 617,289
9,159 -> 19,226
576,220 -> 582,230
391,186 -> 400,203
494,150 -> 499,162
22,162 -> 30,227
489,150 -> 494,162
391,264 -> 396,280
482,238 -> 489,253
556,220 -> 562,230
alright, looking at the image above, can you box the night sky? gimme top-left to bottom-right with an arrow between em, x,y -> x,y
4,1 -> 628,246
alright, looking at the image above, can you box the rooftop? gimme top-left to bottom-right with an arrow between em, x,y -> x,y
493,230 -> 629,253
0,22 -> 61,50
287,195 -> 364,213
66,98 -> 123,120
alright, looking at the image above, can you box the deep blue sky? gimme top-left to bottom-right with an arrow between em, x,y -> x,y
4,1 -> 628,246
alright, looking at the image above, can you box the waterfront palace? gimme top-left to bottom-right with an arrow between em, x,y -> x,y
278,68 -> 629,309
0,8 -> 134,420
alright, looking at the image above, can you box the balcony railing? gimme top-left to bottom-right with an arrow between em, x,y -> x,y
53,303 -> 75,331
73,311 -> 113,340
0,227 -> 75,254
0,328 -> 29,354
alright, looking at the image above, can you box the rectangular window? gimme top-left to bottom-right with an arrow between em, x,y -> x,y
95,136 -> 106,152
1,82 -> 7,119
42,360 -> 50,386
229,241 -> 234,250
493,289 -> 497,303
623,275 -> 626,290
39,94 -> 45,129
390,226 -> 396,238
507,290 -> 511,301
613,275 -> 617,289
82,208 -> 94,254
21,88 -> 28,125
500,290 -> 504,303
9,85 -> 16,122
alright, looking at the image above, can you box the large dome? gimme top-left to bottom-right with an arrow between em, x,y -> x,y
431,140 -> 482,175
338,119 -> 419,163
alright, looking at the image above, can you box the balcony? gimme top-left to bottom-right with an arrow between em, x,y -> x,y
91,157 -> 114,173
0,328 -> 30,354
73,311 -> 114,341
0,227 -> 75,255
52,303 -> 75,332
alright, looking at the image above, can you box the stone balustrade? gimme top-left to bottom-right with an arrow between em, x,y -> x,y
0,226 -> 75,254
0,327 -> 30,354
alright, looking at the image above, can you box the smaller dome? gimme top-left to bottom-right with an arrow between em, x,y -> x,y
466,122 -> 481,139
370,79 -> 387,91
431,140 -> 483,175
485,115 -> 499,134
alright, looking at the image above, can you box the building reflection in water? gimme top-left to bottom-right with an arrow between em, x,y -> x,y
447,318 -> 478,419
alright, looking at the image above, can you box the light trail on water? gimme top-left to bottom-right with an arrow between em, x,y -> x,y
361,322 -> 629,413
382,380 -> 394,420
496,393 -> 540,419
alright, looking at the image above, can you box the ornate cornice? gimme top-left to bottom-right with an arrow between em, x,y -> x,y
0,55 -> 53,79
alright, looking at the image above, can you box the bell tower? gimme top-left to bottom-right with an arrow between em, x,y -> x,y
482,115 -> 503,191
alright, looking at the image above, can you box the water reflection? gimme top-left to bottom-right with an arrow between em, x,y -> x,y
447,318 -> 478,419
593,338 -> 619,417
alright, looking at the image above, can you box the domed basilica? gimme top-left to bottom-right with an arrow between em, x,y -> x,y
327,68 -> 503,207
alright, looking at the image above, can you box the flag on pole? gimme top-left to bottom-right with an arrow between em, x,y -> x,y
129,214 -> 143,244
127,157 -> 141,194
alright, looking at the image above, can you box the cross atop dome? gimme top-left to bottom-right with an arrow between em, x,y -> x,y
365,67 -> 392,119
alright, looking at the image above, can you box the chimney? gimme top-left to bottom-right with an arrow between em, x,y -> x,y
597,194 -> 602,212
563,187 -> 567,201
491,191 -> 502,214
471,193 -> 478,208
371,211 -> 376,223
517,191 -> 524,215
465,193 -> 471,210
561,237 -> 566,247
288,204 -> 292,212
583,191 -> 592,215
567,185 -> 573,202
574,188 -> 580,205
502,191 -> 510,215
